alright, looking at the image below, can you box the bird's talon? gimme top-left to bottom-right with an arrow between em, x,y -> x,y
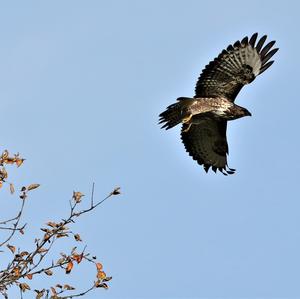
183,123 -> 192,132
182,114 -> 192,123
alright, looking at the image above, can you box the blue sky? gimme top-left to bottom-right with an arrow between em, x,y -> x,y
0,1 -> 299,298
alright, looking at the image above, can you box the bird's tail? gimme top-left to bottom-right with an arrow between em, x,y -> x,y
159,97 -> 194,130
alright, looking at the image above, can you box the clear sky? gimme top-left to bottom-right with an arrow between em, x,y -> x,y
0,1 -> 299,298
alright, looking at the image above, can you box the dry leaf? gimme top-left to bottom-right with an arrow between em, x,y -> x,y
73,253 -> 83,264
35,289 -> 45,299
46,222 -> 57,228
44,269 -> 53,276
9,183 -> 14,194
7,244 -> 16,254
56,257 -> 65,265
73,191 -> 84,203
0,167 -> 7,178
56,233 -> 68,238
15,158 -> 25,167
37,248 -> 48,254
2,150 -> 9,159
66,260 -> 74,274
19,283 -> 30,292
95,282 -> 108,289
20,251 -> 29,257
96,262 -> 103,271
43,233 -> 50,241
13,267 -> 20,277
64,284 -> 75,290
50,287 -> 57,296
4,158 -> 14,164
74,233 -> 82,241
97,271 -> 106,280
27,183 -> 40,191
26,273 -> 33,280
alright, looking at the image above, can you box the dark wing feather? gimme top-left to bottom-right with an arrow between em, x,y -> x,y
195,33 -> 278,101
180,119 -> 235,175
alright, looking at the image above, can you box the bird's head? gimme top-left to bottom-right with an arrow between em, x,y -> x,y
232,105 -> 252,119
242,108 -> 252,117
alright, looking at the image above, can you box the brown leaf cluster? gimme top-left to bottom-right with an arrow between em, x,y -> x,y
94,262 -> 112,290
73,191 -> 84,203
0,150 -> 25,191
0,181 -> 119,298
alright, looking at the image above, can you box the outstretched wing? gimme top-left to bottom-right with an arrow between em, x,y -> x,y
181,119 -> 235,175
195,33 -> 278,101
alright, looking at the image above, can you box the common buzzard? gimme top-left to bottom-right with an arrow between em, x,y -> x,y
159,33 -> 278,175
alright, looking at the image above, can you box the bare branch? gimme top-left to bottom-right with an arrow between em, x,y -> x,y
0,185 -> 119,298
90,182 -> 95,208
0,198 -> 26,247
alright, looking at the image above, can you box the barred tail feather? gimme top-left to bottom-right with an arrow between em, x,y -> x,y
159,97 -> 194,130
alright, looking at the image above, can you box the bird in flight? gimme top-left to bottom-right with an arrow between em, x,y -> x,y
159,33 -> 278,175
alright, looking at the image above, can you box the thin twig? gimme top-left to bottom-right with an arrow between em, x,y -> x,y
0,187 -> 119,298
90,183 -> 95,208
0,199 -> 26,247
60,284 -> 96,299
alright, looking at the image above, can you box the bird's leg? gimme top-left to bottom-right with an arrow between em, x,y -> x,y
183,123 -> 192,133
182,113 -> 193,132
182,113 -> 192,124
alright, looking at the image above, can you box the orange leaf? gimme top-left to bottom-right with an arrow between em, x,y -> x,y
73,253 -> 83,264
4,158 -> 14,164
13,267 -> 20,277
97,271 -> 106,280
26,273 -> 33,280
96,262 -> 103,271
66,260 -> 74,274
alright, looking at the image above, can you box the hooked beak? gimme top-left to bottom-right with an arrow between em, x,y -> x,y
246,110 -> 252,117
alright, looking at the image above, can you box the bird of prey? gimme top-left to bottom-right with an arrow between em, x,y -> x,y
159,33 -> 278,175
